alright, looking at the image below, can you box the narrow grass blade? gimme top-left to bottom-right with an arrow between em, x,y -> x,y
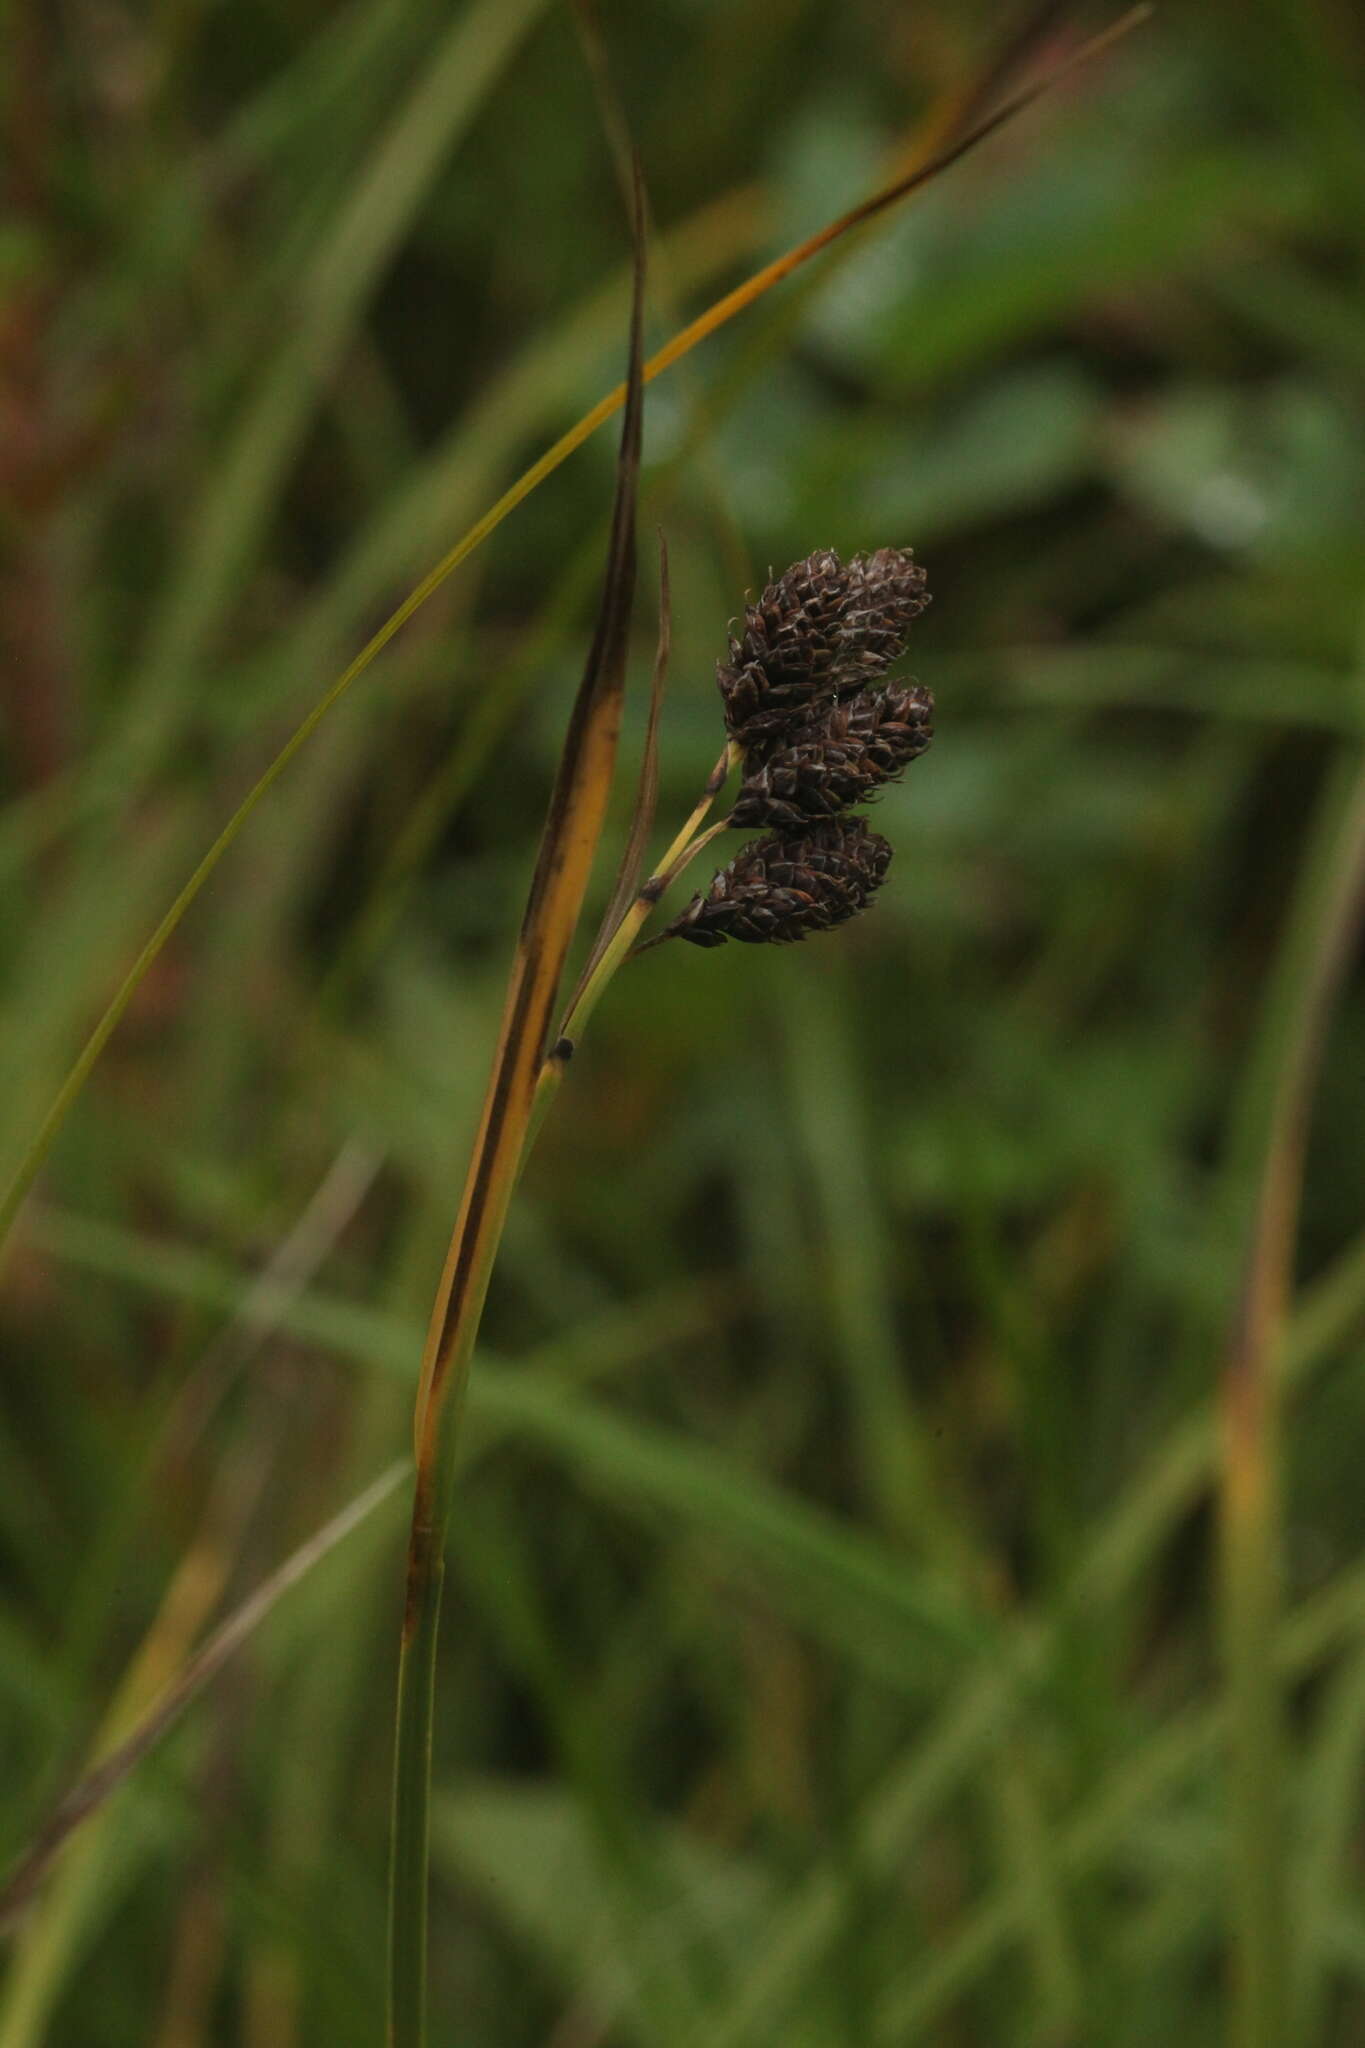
471,1372 -> 985,1682
1218,692 -> 1365,2048
1294,1640 -> 1365,2038
782,965 -> 964,1559
0,1462 -> 407,1934
110,0 -> 551,804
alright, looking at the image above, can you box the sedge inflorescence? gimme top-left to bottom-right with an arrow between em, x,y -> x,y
666,547 -> 933,948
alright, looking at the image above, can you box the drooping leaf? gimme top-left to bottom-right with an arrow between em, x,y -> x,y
411,160 -> 648,1463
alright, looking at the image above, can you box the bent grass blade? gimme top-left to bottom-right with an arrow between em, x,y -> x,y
386,164 -> 647,2048
0,8 -> 1150,1269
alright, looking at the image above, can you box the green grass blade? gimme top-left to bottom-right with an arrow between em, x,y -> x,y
109,0 -> 551,804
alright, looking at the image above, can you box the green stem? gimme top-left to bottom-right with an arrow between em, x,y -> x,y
388,1509 -> 445,2048
388,1181 -> 510,2047
569,814 -> 729,1037
528,748 -> 737,1149
1218,724 -> 1365,2048
567,744 -> 736,1034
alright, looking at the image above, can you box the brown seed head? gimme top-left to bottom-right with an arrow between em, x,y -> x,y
838,548 -> 932,690
717,547 -> 929,752
728,680 -> 934,831
666,816 -> 893,948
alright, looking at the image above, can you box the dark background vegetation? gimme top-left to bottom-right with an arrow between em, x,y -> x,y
3,2 -> 1365,2041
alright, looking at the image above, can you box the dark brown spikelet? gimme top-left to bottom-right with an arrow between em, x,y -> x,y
838,548 -> 932,691
717,546 -> 929,752
665,817 -> 893,948
716,549 -> 852,750
728,680 -> 934,831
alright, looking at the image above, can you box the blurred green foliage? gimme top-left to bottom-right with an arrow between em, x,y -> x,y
3,1 -> 1365,2042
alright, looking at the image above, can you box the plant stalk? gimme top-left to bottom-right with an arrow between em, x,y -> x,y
388,1502 -> 445,2048
386,739 -> 727,2040
1217,726 -> 1365,2048
529,746 -> 736,1143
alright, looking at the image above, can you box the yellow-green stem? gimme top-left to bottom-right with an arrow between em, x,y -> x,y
528,747 -> 737,1149
566,814 -> 730,1042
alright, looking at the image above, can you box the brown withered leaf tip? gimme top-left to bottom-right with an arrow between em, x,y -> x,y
728,679 -> 933,832
716,546 -> 929,754
666,817 -> 892,949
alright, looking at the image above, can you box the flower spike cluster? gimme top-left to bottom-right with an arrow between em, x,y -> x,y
667,547 -> 933,948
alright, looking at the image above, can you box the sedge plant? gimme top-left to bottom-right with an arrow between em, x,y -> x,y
385,136 -> 952,2037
